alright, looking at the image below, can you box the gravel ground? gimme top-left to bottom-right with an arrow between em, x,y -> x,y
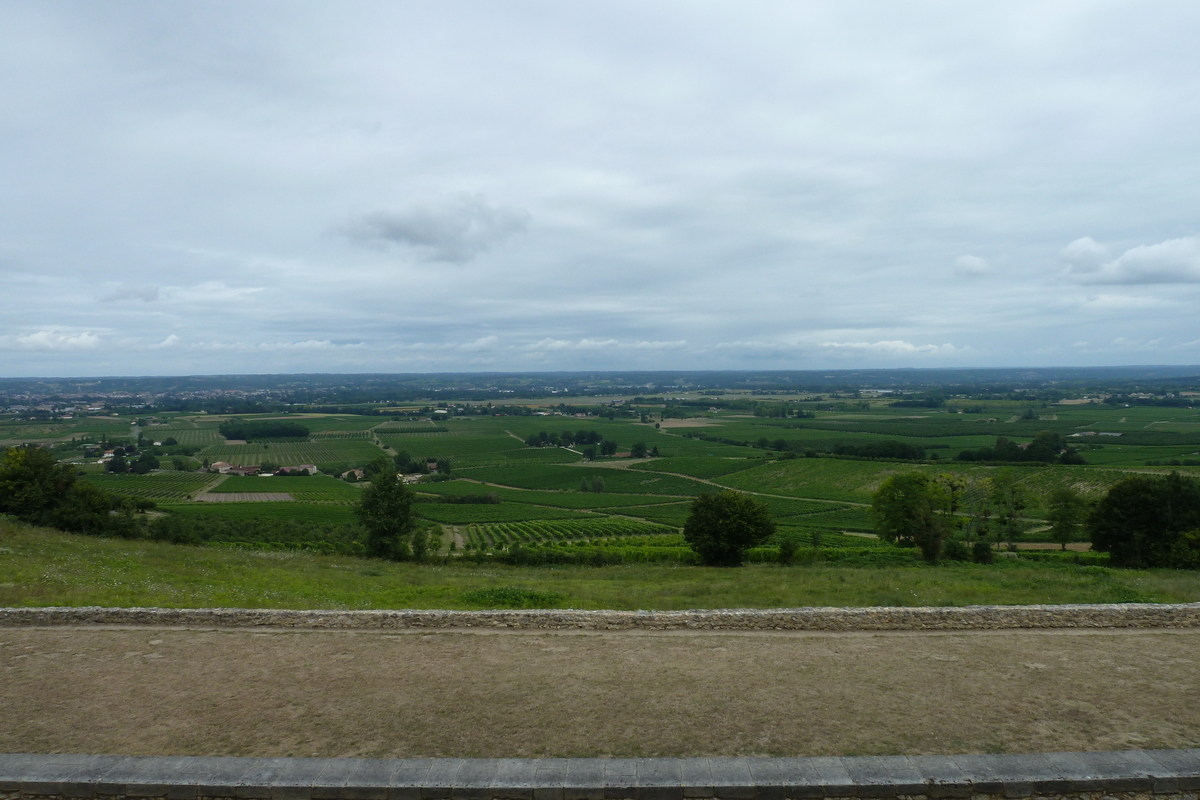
3,626 -> 1198,758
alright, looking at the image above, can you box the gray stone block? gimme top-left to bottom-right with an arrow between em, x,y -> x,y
389,759 -> 434,800
533,759 -> 567,800
453,760 -> 498,800
808,758 -> 854,797
603,759 -> 638,799
1144,749 -> 1200,791
342,758 -> 395,800
678,759 -> 712,799
486,759 -> 536,800
421,760 -> 464,800
844,756 -> 898,798
562,759 -> 605,800
909,755 -> 970,799
708,759 -> 754,800
745,757 -> 822,800
946,755 -> 1006,796
183,757 -> 257,797
637,759 -> 682,800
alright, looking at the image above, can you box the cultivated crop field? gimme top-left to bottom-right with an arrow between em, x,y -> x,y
83,471 -> 220,500
9,391 -> 1200,570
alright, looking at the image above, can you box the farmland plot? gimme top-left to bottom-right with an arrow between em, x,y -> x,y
461,464 -> 713,495
210,475 -> 362,503
464,518 -> 676,549
200,439 -> 385,469
82,471 -> 219,501
416,480 -> 682,508
414,502 -> 585,524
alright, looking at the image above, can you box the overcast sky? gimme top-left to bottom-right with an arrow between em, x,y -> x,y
3,1 -> 1200,377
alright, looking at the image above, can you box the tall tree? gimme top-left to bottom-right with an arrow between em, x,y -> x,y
683,490 -> 775,567
1046,487 -> 1087,551
870,472 -> 952,562
354,467 -> 416,560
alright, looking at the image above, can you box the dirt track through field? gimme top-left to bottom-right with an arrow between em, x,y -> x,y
195,492 -> 294,502
3,626 -> 1198,758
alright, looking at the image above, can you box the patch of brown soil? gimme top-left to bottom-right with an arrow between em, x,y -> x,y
195,493 -> 294,502
2,627 -> 1196,758
1015,542 -> 1092,551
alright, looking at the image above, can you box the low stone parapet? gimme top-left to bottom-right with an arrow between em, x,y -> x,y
2,604 -> 1199,632
1,751 -> 1197,800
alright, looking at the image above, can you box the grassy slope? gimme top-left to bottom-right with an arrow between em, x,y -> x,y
3,516 -> 1199,610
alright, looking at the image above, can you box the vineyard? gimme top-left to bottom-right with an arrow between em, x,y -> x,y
199,439 -> 384,469
463,518 -> 677,550
161,501 -> 359,526
208,475 -> 363,502
415,502 -> 585,524
309,430 -> 373,440
82,471 -> 219,500
373,422 -> 449,433
626,455 -> 765,479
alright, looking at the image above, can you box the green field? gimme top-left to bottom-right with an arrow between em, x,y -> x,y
82,471 -> 220,500
209,475 -> 363,502
5,518 -> 1199,610
200,439 -> 385,470
8,398 -> 1200,574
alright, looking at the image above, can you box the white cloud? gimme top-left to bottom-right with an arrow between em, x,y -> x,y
953,255 -> 990,277
0,329 -> 102,351
524,338 -> 619,351
459,336 -> 499,351
343,194 -> 530,263
820,340 -> 959,354
1063,236 -> 1200,284
151,334 -> 180,348
196,339 -> 364,352
1060,237 -> 1111,275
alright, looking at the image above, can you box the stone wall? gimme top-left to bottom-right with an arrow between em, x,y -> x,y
2,603 -> 1199,631
1,751 -> 1197,800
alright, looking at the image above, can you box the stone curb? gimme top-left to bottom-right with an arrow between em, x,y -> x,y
1,751 -> 1197,800
2,604 -> 1200,631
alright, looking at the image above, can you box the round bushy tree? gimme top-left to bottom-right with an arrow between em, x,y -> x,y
683,490 -> 775,566
354,467 -> 416,560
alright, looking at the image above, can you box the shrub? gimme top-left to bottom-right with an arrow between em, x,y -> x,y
777,529 -> 803,564
942,538 -> 971,562
972,540 -> 995,564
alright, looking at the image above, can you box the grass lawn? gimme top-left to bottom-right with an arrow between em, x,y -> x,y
3,517 -> 1199,611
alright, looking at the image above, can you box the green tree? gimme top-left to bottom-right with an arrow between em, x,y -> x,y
630,441 -> 648,458
989,468 -> 1027,550
600,440 -> 617,457
870,472 -> 953,562
1046,486 -> 1087,550
0,446 -> 77,523
354,467 -> 416,560
683,490 -> 775,567
1088,472 -> 1200,567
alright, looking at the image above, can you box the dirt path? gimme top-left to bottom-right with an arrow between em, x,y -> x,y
2,626 -> 1197,758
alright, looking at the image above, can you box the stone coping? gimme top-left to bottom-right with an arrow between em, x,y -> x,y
1,751 -> 1198,799
2,604 -> 1200,631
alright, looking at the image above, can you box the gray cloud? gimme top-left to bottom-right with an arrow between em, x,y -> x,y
953,255 -> 991,277
102,285 -> 160,302
343,195 -> 530,263
1063,236 -> 1200,284
4,3 -> 1200,374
